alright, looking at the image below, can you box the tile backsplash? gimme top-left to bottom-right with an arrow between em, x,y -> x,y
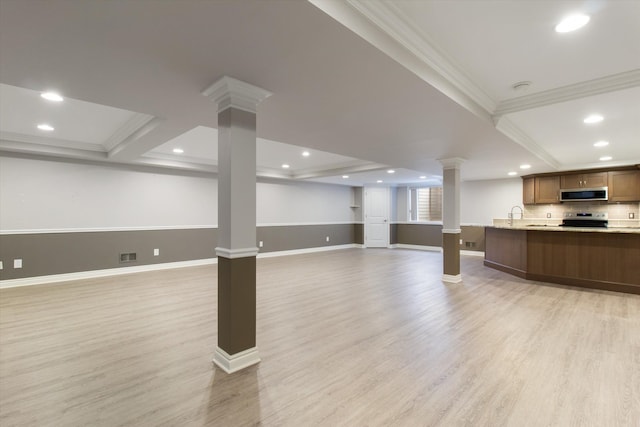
496,201 -> 640,227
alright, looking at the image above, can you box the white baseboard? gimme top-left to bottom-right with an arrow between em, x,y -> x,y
213,346 -> 261,374
257,244 -> 358,259
461,250 -> 485,257
0,258 -> 217,289
442,274 -> 462,283
392,244 -> 442,252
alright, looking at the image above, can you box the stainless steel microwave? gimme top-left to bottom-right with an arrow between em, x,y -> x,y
560,187 -> 608,202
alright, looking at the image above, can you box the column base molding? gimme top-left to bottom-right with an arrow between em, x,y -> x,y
213,346 -> 261,374
442,274 -> 462,283
216,247 -> 259,259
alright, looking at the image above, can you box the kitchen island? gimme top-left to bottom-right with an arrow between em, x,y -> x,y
485,225 -> 640,294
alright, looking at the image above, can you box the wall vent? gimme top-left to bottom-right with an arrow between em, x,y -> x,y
119,252 -> 137,263
465,242 -> 476,248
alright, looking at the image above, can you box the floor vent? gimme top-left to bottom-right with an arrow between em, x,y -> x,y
119,252 -> 137,263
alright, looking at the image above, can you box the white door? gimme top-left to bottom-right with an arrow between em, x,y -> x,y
365,186 -> 390,248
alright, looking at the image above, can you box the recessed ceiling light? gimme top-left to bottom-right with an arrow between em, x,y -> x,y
282,164 -> 290,169
302,151 -> 310,157
599,156 -> 612,161
376,180 -> 383,183
387,169 -> 395,174
37,123 -> 54,131
555,14 -> 590,33
583,114 -> 603,124
520,164 -> 531,169
40,91 -> 64,102
342,175 -> 349,179
508,171 -> 518,176
172,148 -> 184,154
593,140 -> 609,147
419,176 -> 426,179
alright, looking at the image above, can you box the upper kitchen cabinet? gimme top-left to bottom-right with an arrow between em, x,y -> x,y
560,172 -> 608,189
608,170 -> 640,202
523,177 -> 535,205
535,176 -> 560,204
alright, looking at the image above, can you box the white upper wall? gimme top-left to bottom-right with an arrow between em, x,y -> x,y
460,178 -> 522,225
0,156 -> 354,231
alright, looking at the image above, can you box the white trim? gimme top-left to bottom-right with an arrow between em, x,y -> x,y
461,250 -> 485,257
392,244 -> 442,253
494,70 -> 640,116
258,244 -> 358,259
213,346 -> 260,374
442,274 -> 462,283
494,116 -> 560,169
0,131 -> 106,153
102,113 -> 157,151
202,76 -> 272,114
1,222 -> 363,235
0,225 -> 217,235
438,157 -> 466,169
442,229 -> 461,234
0,258 -> 217,289
216,247 -> 259,259
391,221 -> 442,225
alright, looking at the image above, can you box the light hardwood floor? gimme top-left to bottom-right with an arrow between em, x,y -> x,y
1,248 -> 639,426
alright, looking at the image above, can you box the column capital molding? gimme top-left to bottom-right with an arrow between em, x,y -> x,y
438,157 -> 466,169
202,76 -> 272,114
216,247 -> 259,259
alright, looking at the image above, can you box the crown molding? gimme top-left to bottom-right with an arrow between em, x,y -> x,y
493,116 -> 560,169
292,161 -> 387,180
0,137 -> 107,161
102,113 -> 156,151
202,76 -> 272,114
346,0 -> 497,114
438,157 -> 466,169
309,0 -> 493,123
494,69 -> 640,117
0,131 -> 106,153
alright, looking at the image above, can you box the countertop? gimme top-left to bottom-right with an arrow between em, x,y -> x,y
489,224 -> 640,234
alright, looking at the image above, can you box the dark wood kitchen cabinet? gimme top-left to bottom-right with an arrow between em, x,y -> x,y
561,172 -> 608,189
523,177 -> 535,204
609,170 -> 640,202
535,176 -> 560,204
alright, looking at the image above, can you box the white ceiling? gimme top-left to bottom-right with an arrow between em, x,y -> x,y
0,0 -> 638,186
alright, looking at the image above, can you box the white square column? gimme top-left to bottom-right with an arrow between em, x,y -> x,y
202,76 -> 272,373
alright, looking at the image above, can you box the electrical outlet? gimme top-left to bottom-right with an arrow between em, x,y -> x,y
259,241 -> 263,248
14,259 -> 22,269
547,213 -> 551,218
459,239 -> 463,245
326,236 -> 330,242
153,248 -> 160,256
630,213 -> 635,219
0,261 -> 3,270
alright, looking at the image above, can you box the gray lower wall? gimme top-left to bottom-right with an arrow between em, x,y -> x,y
0,224 -> 358,280
0,223 -> 485,281
395,223 -> 485,252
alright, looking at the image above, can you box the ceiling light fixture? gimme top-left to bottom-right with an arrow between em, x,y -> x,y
508,171 -> 518,176
37,123 -> 54,131
419,176 -> 426,179
583,114 -> 603,124
555,14 -> 590,33
172,148 -> 184,154
593,141 -> 609,148
40,91 -> 64,102
599,156 -> 612,161
342,175 -> 349,179
282,164 -> 290,169
376,180 -> 383,183
387,169 -> 395,174
520,164 -> 531,170
302,151 -> 310,157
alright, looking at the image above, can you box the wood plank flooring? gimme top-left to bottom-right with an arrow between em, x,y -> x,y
1,248 -> 639,426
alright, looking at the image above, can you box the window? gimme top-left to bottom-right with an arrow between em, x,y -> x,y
410,187 -> 442,221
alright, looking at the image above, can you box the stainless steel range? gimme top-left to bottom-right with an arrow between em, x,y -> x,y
562,212 -> 608,228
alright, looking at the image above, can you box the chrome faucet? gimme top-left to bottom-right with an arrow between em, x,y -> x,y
509,205 -> 524,226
